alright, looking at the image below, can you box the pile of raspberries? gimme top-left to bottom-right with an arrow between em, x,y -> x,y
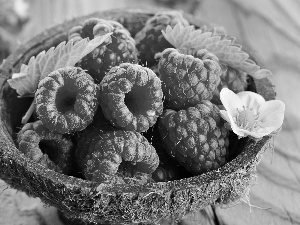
17,12 -> 248,185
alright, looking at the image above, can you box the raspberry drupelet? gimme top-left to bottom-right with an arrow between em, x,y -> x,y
158,100 -> 229,175
68,18 -> 138,83
99,63 -> 164,132
134,11 -> 189,67
211,64 -> 248,105
75,119 -> 115,171
35,67 -> 99,134
17,120 -> 74,174
82,130 -> 159,183
158,48 -> 222,110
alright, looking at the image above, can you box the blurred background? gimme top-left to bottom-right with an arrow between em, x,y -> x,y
0,0 -> 299,224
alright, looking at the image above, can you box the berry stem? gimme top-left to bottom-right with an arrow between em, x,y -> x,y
21,99 -> 36,124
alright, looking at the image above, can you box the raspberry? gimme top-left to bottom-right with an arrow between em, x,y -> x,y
134,11 -> 189,67
68,18 -> 138,83
212,64 -> 248,105
191,49 -> 247,105
158,100 -> 229,175
152,166 -> 179,182
220,65 -> 247,92
152,148 -> 191,182
158,48 -> 222,110
78,138 -> 154,185
99,63 -> 164,132
193,48 -> 220,62
75,120 -> 114,170
17,120 -> 74,174
142,123 -> 191,182
35,67 -> 99,134
82,131 -> 159,183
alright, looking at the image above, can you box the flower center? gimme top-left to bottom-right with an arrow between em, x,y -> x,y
235,107 -> 259,131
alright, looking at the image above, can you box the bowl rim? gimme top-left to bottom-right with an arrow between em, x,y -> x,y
0,7 -> 275,222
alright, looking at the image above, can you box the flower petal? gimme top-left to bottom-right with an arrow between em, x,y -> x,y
241,127 -> 274,138
220,108 -> 246,137
220,88 -> 243,117
220,110 -> 230,122
237,91 -> 265,110
229,118 -> 247,137
258,100 -> 285,130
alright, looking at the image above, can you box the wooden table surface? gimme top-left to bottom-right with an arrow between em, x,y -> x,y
0,0 -> 299,224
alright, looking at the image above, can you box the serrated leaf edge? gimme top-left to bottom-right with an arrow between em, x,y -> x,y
7,33 -> 112,97
162,24 -> 272,79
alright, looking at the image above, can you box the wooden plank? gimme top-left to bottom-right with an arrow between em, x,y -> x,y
2,0 -> 299,224
196,0 -> 300,224
0,180 -> 63,225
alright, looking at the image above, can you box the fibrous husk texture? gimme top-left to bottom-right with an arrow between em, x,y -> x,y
0,9 -> 275,224
0,118 -> 271,224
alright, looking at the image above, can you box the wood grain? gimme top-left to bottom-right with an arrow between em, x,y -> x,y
0,0 -> 299,224
0,180 -> 63,225
196,0 -> 300,224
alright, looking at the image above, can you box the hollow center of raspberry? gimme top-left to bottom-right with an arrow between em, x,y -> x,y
39,140 -> 63,164
235,107 -> 259,130
124,85 -> 148,115
55,88 -> 77,113
118,161 -> 136,177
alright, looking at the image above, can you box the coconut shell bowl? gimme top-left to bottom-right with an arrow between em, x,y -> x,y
0,8 -> 279,225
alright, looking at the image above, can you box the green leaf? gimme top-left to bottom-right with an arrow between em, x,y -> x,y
162,24 -> 272,79
7,33 -> 112,97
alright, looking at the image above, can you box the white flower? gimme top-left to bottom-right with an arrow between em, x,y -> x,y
219,88 -> 285,139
